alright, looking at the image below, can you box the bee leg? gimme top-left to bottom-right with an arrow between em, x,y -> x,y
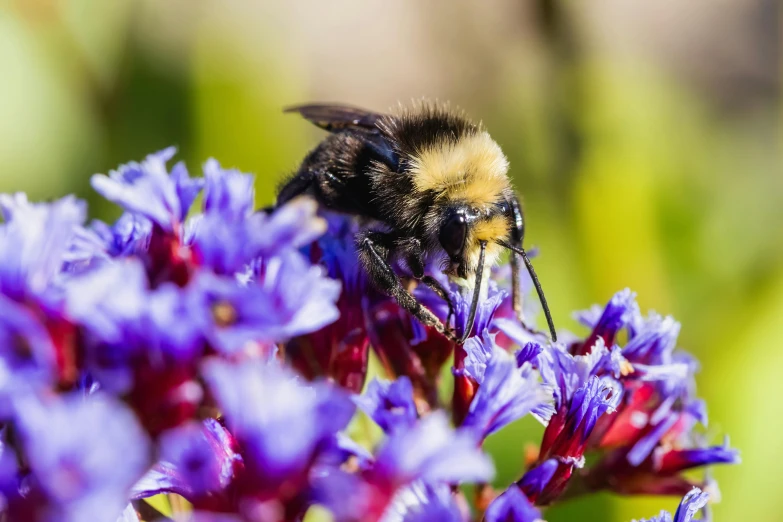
358,231 -> 456,342
397,237 -> 455,329
508,194 -> 526,323
421,276 -> 455,329
506,195 -> 557,341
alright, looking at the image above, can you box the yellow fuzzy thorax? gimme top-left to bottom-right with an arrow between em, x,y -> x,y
409,132 -> 510,208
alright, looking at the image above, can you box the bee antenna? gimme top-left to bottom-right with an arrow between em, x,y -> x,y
459,240 -> 487,344
496,239 -> 557,342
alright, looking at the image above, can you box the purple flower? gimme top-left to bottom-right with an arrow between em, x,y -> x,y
191,195 -> 327,276
636,487 -> 709,522
189,212 -> 266,275
133,419 -> 240,501
559,376 -> 621,451
0,293 -> 58,390
369,411 -> 495,490
621,313 -> 693,397
532,376 -> 621,505
65,260 -> 201,395
517,459 -> 559,500
385,484 -> 463,522
65,259 -> 150,345
537,340 -> 614,410
69,262 -> 206,364
485,486 -> 542,522
91,147 -> 203,231
0,194 -> 86,300
144,283 -> 210,361
461,334 -> 553,439
623,313 -> 680,364
574,289 -> 638,356
452,281 -> 506,340
4,393 -> 150,522
0,148 -> 742,522
203,159 -> 255,220
193,251 -> 340,352
657,437 -> 740,474
340,411 -> 494,521
355,377 -> 418,434
251,196 -> 328,254
202,358 -> 355,496
461,329 -> 495,382
64,260 -> 207,432
157,420 -> 235,494
65,213 -> 152,271
515,342 -> 543,367
671,488 -> 710,522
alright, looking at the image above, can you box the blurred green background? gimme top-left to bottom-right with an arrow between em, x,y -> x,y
1,0 -> 779,520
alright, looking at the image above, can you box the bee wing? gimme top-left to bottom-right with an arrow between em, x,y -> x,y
287,103 -> 400,170
284,103 -> 387,132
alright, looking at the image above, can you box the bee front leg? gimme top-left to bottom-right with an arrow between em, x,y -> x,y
358,231 -> 456,342
508,195 -> 553,339
508,194 -> 526,324
397,237 -> 455,330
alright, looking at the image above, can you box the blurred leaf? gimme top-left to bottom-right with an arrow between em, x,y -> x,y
191,25 -> 307,207
0,10 -> 99,199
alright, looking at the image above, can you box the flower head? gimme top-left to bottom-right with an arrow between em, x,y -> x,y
384,484 -> 463,522
91,147 -> 202,232
461,334 -> 553,440
356,377 -> 418,434
0,194 -> 86,300
574,288 -> 638,356
65,212 -> 152,272
193,250 -> 340,353
0,294 -> 59,391
2,393 -> 150,522
202,159 -> 255,220
133,419 -> 241,501
286,212 -> 373,392
0,149 -> 740,522
202,358 -> 355,497
370,411 -> 494,490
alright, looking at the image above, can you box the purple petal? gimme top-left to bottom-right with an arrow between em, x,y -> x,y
202,358 -> 354,490
134,419 -> 240,501
203,159 -> 255,219
13,393 -> 151,522
518,459 -> 558,497
673,488 -> 710,522
0,194 -> 86,299
485,486 -> 541,522
91,148 -> 195,231
355,377 -> 418,434
372,412 -> 494,487
463,347 -> 553,439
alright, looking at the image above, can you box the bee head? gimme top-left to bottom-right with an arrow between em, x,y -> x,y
438,202 -> 511,279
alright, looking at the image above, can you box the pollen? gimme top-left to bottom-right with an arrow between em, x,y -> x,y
212,301 -> 238,327
619,357 -> 635,376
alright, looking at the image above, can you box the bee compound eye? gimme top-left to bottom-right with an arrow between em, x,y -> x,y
439,212 -> 467,259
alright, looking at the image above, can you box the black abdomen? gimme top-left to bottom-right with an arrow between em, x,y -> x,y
277,131 -> 386,222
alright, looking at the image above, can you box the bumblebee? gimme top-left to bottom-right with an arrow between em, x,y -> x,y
278,102 -> 556,344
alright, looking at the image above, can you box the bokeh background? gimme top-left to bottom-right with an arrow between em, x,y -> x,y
1,1 -> 780,520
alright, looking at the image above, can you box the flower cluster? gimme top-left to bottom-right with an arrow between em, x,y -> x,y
0,149 -> 737,522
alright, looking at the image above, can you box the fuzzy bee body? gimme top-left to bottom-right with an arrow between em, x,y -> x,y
279,102 -> 556,343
